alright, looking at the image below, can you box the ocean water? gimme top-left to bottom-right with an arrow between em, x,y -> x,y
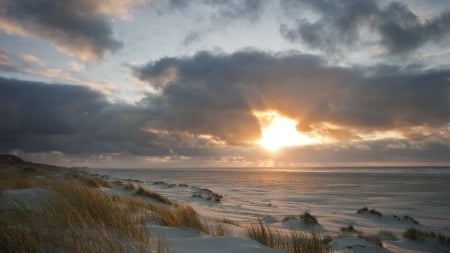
93,167 -> 450,232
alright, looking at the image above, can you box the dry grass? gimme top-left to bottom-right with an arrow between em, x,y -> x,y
124,182 -> 136,190
153,205 -> 206,233
377,230 -> 398,241
0,179 -> 151,253
65,172 -> 112,188
221,218 -> 239,226
300,211 -> 319,225
358,234 -> 383,247
247,220 -> 333,253
404,228 -> 450,246
340,224 -> 361,235
205,222 -> 233,236
136,186 -> 172,205
0,170 -> 34,190
0,223 -> 43,253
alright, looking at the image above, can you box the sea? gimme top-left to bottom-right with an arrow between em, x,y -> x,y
91,167 -> 450,232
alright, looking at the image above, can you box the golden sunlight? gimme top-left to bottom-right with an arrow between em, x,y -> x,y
255,111 -> 317,152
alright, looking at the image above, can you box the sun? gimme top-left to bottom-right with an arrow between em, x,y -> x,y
255,111 -> 317,152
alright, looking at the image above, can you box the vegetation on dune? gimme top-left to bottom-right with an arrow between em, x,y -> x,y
282,211 -> 319,226
5,155 -> 439,253
124,182 -> 136,190
404,228 -> 450,246
377,230 -> 398,241
136,186 -> 173,205
0,170 -> 34,190
357,234 -> 383,247
300,211 -> 319,225
339,224 -> 361,234
357,207 -> 382,217
247,220 -> 333,253
220,217 -> 239,226
153,204 -> 206,233
0,178 -> 152,253
0,156 -> 158,253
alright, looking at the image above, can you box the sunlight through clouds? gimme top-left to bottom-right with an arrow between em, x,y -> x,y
255,111 -> 318,151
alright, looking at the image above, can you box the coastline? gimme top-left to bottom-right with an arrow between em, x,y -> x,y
1,155 -> 449,253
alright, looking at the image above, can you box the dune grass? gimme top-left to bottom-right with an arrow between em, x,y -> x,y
220,217 -> 239,226
65,172 -> 112,188
339,226 -> 394,247
247,220 -> 333,253
0,223 -> 43,253
358,234 -> 383,247
377,230 -> 398,241
136,186 -> 173,205
0,170 -> 34,190
404,228 -> 450,246
205,222 -> 233,236
153,204 -> 206,233
124,182 -> 136,190
300,211 -> 319,225
0,178 -> 152,253
340,224 -> 361,234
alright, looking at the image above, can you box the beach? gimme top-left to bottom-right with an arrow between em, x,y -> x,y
2,155 -> 449,253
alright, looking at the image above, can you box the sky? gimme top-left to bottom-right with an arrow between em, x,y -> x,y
0,0 -> 450,168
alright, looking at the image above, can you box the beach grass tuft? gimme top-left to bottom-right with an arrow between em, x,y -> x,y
247,220 -> 333,253
340,224 -> 361,234
136,186 -> 173,205
153,204 -> 206,233
358,234 -> 383,247
377,230 -> 398,241
301,211 -> 319,225
205,221 -> 233,236
221,217 -> 239,226
0,170 -> 34,190
124,182 -> 136,190
404,228 -> 450,246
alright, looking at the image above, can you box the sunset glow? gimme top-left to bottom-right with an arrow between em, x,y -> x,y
256,111 -> 317,151
0,0 -> 449,167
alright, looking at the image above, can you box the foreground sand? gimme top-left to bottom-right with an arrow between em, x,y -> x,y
1,155 -> 449,253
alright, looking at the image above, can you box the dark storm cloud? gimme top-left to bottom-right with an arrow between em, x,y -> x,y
0,77 -> 238,155
280,0 -> 450,54
1,49 -> 449,162
135,52 -> 263,145
0,77 -> 159,155
1,0 -> 123,61
134,50 -> 450,138
0,77 -> 107,135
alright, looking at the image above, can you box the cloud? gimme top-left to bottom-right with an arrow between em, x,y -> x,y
0,76 -> 234,156
205,0 -> 265,23
134,50 -> 450,141
280,0 -> 450,55
0,49 -> 19,72
0,0 -> 146,61
19,54 -> 45,66
159,0 -> 265,22
1,48 -> 449,165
